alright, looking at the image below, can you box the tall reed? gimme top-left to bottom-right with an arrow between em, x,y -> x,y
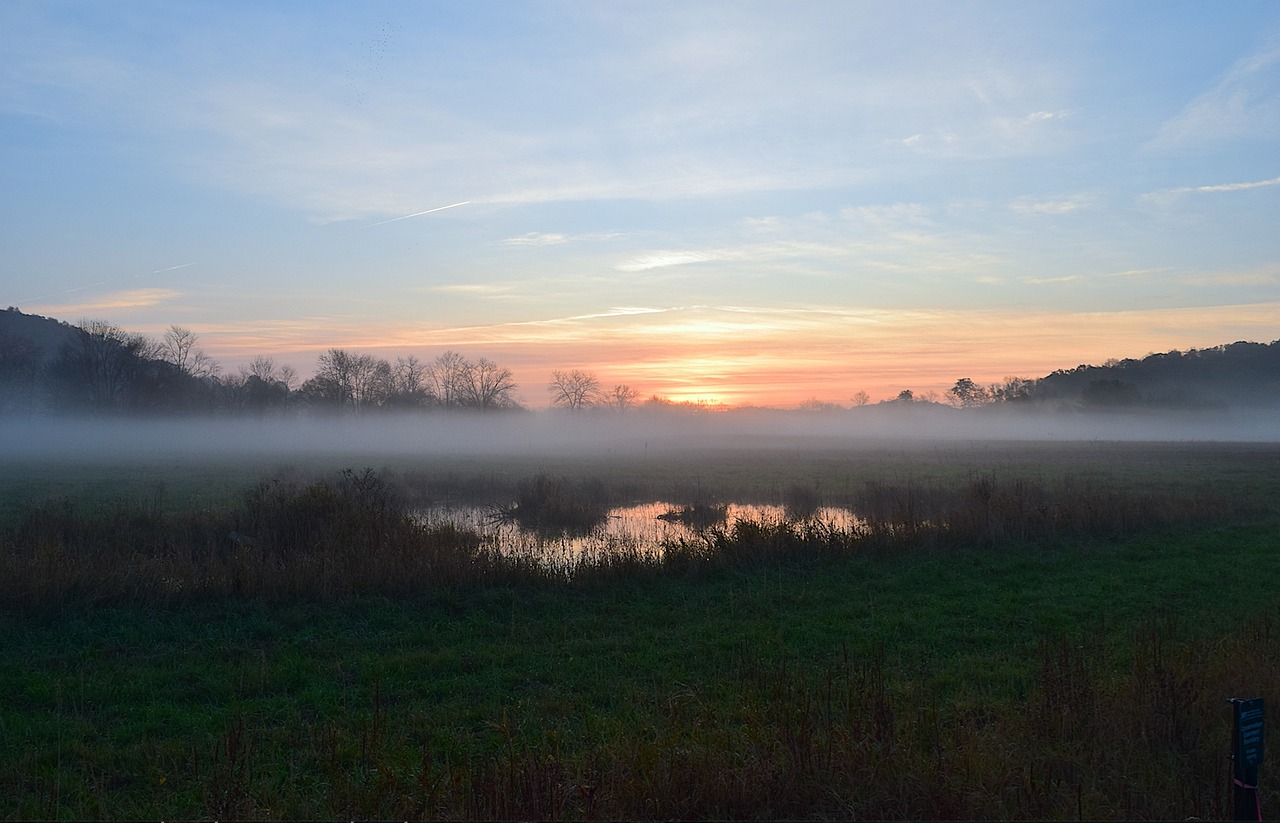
0,469 -> 1251,610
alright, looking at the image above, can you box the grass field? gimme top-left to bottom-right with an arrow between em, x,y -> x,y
2,437 -> 1278,819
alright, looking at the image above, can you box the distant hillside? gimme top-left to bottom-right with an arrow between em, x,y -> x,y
1031,341 -> 1280,409
0,308 -> 82,364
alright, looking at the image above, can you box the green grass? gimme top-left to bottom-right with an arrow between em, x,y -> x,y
5,438 -> 1277,518
4,518 -> 1279,818
2,439 -> 1279,818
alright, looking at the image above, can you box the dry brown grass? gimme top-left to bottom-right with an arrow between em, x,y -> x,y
0,469 -> 1249,610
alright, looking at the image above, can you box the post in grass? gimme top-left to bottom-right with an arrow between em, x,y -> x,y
1230,697 -> 1264,822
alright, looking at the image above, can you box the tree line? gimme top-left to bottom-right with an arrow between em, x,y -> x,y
0,312 -> 519,416
3,309 -> 1276,417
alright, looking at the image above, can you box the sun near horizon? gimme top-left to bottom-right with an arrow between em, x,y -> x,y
4,2 -> 1278,409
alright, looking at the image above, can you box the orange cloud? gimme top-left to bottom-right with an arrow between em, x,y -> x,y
30,288 -> 181,317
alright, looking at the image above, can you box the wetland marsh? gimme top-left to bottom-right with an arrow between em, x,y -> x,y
2,426 -> 1278,819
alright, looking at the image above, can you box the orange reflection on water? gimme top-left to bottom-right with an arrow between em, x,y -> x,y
418,501 -> 864,568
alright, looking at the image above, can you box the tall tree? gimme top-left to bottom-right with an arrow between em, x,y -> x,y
461,357 -> 518,409
160,325 -> 219,378
386,355 -> 432,407
241,355 -> 297,390
604,384 -> 640,413
47,320 -> 158,413
0,329 -> 42,415
948,377 -> 989,408
426,350 -> 470,408
310,349 -> 391,413
548,369 -> 600,411
988,376 -> 1034,404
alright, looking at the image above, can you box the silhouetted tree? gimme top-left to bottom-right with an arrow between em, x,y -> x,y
949,377 -> 989,408
988,376 -> 1034,403
160,325 -> 219,378
604,384 -> 640,413
1081,378 -> 1140,409
460,357 -> 518,409
307,349 -> 391,413
384,355 -> 433,408
426,350 -> 470,408
241,355 -> 297,390
0,328 -> 41,415
548,369 -> 600,411
47,320 -> 158,413
798,397 -> 843,411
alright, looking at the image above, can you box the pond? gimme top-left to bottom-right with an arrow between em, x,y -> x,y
416,501 -> 864,567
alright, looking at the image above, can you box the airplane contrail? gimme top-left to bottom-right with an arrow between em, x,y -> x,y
19,279 -> 114,304
365,200 -> 470,227
21,262 -> 196,304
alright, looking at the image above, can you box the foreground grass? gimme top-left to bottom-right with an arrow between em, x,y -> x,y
3,517 -> 1279,819
2,440 -> 1279,819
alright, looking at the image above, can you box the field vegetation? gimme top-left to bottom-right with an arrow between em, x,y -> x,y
1,439 -> 1278,819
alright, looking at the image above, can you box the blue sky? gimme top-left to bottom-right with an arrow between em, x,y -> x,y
2,1 -> 1277,406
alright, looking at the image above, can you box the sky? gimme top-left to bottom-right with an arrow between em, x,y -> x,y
2,1 -> 1278,408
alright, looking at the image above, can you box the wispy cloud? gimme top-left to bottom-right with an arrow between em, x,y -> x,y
1,3 -> 1086,220
614,251 -> 720,272
1141,174 -> 1280,204
1179,262 -> 1280,287
501,232 -> 569,247
1011,192 -> 1094,215
29,288 -> 180,316
423,283 -> 517,296
1149,39 -> 1280,148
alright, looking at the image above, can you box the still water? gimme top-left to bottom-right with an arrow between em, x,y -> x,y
417,501 -> 862,566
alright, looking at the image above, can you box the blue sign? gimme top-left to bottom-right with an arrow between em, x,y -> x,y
1234,697 -> 1264,769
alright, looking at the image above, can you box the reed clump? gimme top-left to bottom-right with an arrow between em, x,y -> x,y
656,501 -> 729,530
0,468 -> 549,609
0,469 -> 1251,610
495,473 -> 611,537
782,482 -> 822,519
660,472 -> 1245,575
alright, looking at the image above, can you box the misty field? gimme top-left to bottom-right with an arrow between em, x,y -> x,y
2,433 -> 1279,819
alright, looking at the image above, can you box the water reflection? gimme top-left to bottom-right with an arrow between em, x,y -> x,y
417,501 -> 863,563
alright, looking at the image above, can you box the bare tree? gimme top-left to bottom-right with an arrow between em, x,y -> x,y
988,376 -> 1034,403
160,325 -> 219,378
603,384 -> 640,413
850,390 -> 871,407
426,350 -> 470,408
219,355 -> 296,414
241,355 -> 296,387
548,369 -> 600,411
387,355 -> 432,407
461,357 -> 518,409
48,320 -> 158,412
310,349 -> 391,413
798,397 -> 843,411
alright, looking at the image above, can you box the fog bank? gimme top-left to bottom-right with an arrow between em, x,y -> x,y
2,404 -> 1277,463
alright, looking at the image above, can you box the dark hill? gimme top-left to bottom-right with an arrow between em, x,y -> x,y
0,308 -> 82,364
1032,341 -> 1280,409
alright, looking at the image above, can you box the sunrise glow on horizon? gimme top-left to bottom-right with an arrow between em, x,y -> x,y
3,2 -> 1278,408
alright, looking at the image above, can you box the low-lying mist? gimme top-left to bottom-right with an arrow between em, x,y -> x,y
2,404 -> 1277,463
